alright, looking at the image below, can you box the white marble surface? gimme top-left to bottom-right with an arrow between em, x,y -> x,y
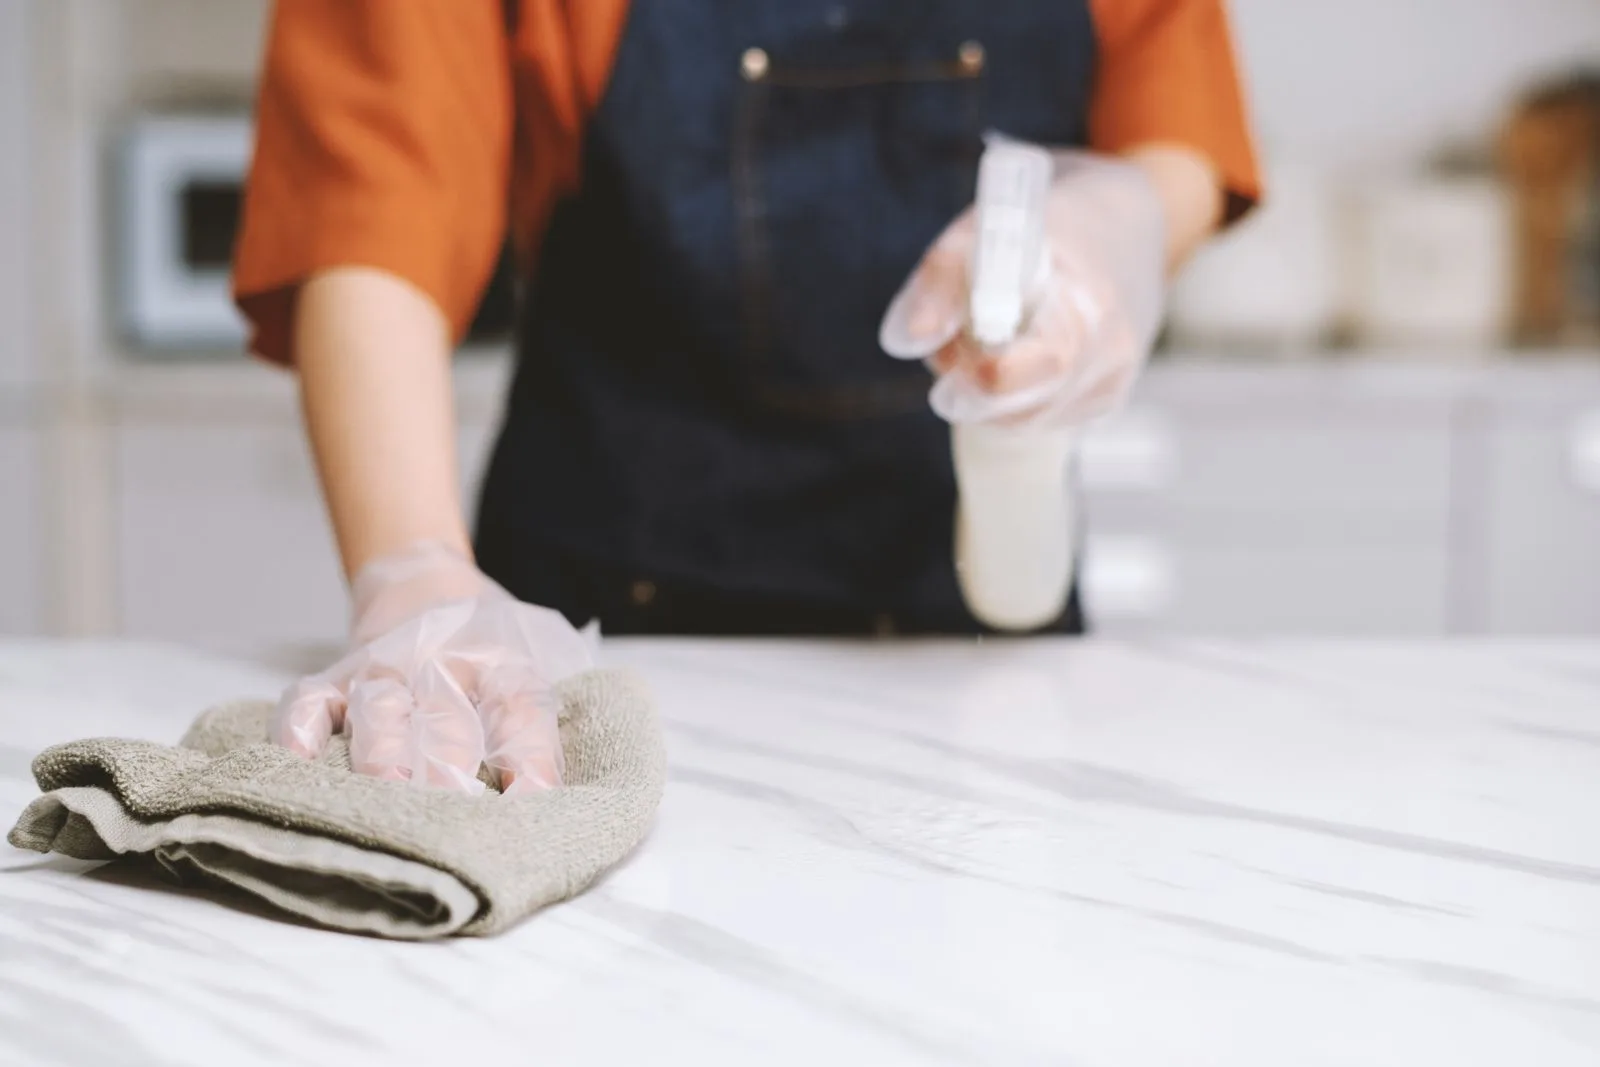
1,638 -> 1598,1066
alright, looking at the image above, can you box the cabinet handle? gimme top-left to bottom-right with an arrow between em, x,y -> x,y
1080,412 -> 1177,492
1571,412 -> 1600,494
1082,537 -> 1176,619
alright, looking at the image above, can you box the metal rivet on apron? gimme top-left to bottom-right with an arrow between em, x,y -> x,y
630,580 -> 657,606
958,40 -> 985,74
741,47 -> 770,81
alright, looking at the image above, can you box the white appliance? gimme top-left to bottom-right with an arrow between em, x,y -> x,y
1348,177 -> 1512,348
1165,163 -> 1341,352
118,114 -> 254,350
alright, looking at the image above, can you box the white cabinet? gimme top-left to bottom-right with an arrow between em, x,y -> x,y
1480,376 -> 1600,634
83,357 -> 1600,643
0,417 -> 42,634
1081,366 -> 1455,635
115,418 -> 347,649
112,363 -> 505,652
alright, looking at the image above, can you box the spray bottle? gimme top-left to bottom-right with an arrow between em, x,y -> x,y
953,140 -> 1079,632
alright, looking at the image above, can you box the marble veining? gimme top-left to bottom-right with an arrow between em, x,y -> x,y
1,638 -> 1597,1066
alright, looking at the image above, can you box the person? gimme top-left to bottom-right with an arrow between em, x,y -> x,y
232,0 -> 1260,793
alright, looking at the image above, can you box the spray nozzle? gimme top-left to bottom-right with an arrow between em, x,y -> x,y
969,139 -> 1053,348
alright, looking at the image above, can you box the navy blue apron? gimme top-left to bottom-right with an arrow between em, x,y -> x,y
476,0 -> 1094,635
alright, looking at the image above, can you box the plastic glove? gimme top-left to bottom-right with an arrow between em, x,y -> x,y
880,148 -> 1167,427
273,542 -> 594,796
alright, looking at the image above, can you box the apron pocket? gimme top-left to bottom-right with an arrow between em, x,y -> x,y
732,38 -> 987,420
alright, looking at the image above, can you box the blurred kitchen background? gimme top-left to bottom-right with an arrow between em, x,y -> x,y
2,0 -> 1599,655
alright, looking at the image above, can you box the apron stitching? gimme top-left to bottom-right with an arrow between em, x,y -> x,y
732,78 -> 775,373
756,58 -> 984,90
732,43 -> 988,420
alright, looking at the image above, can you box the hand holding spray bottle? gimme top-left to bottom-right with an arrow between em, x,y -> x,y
881,137 -> 1169,631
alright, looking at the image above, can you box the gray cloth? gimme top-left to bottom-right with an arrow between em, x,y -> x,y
7,668 -> 665,940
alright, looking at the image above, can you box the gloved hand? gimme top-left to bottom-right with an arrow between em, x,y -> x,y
880,148 -> 1168,426
273,542 -> 594,796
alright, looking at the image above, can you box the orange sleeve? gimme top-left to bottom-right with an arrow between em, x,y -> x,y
232,0 -> 512,365
1088,0 -> 1262,222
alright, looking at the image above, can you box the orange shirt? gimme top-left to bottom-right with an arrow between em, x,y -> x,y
234,0 -> 1260,366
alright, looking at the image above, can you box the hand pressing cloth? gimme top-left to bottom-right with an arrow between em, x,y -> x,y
7,669 -> 664,940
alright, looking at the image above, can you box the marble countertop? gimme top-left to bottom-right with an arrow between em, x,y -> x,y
1,638 -> 1597,1066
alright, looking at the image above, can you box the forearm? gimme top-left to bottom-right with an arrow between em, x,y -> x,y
1122,143 -> 1226,272
294,267 -> 471,581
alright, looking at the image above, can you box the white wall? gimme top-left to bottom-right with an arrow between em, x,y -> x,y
0,0 -> 32,393
7,0 -> 270,635
1231,0 -> 1600,172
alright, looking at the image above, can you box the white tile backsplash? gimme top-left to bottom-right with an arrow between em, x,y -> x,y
124,0 -> 269,102
1232,0 -> 1600,170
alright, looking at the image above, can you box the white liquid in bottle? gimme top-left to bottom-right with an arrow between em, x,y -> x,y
955,140 -> 1078,632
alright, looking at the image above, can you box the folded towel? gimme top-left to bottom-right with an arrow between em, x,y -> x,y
7,668 -> 665,939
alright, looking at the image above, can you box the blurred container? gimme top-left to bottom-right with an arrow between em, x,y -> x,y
1498,72 -> 1600,346
1348,176 -> 1513,349
1165,163 -> 1340,352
